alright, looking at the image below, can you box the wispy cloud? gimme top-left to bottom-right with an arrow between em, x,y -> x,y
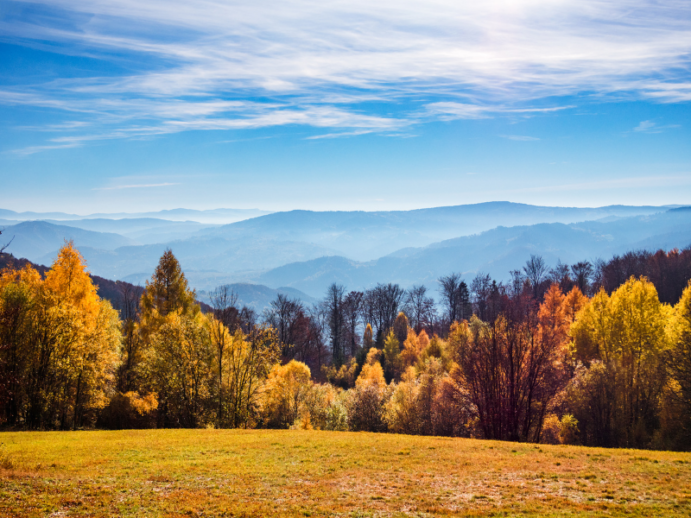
3,0 -> 690,152
500,135 -> 540,141
306,130 -> 377,140
633,120 -> 681,133
93,183 -> 180,190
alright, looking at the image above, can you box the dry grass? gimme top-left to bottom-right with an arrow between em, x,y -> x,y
0,429 -> 690,517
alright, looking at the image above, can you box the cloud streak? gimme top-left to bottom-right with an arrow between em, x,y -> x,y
93,182 -> 181,190
3,0 -> 691,152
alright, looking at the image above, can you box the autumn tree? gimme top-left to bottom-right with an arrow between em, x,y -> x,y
140,249 -> 198,332
382,328 -> 402,382
0,243 -> 120,429
569,277 -> 671,447
259,360 -> 312,428
221,327 -> 280,428
363,283 -> 406,346
666,281 -> 691,447
138,250 -> 207,427
347,354 -> 390,432
115,282 -> 144,393
459,294 -> 568,443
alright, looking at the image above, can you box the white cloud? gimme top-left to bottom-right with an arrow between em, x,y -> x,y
3,0 -> 691,151
633,120 -> 681,133
500,135 -> 541,141
93,183 -> 180,190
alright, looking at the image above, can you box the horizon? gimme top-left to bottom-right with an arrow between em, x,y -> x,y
0,200 -> 688,218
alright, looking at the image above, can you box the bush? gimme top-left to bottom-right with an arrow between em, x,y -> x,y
541,415 -> 562,444
560,414 -> 579,445
541,414 -> 579,445
97,392 -> 158,429
324,397 -> 349,431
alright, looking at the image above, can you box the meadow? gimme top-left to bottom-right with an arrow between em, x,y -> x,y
1,430 -> 690,517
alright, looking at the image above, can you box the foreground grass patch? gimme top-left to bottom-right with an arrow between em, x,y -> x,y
1,429 -> 690,517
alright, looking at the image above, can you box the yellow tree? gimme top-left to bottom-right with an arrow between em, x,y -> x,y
220,327 -> 280,428
570,277 -> 671,447
669,281 -> 691,447
140,249 -> 198,333
150,311 -> 214,427
137,250 -> 208,427
207,313 -> 231,425
0,265 -> 42,426
363,323 -> 374,350
383,328 -> 402,381
259,360 -> 312,428
10,243 -> 121,429
563,286 -> 588,324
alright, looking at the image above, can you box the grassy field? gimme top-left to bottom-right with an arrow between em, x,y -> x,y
1,430 -> 690,517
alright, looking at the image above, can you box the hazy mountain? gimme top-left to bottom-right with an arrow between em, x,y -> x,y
44,218 -> 220,244
252,209 -> 691,297
4,203 -> 684,289
196,283 -> 317,311
199,202 -> 675,261
48,237 -> 340,281
2,221 -> 134,263
0,208 -> 271,225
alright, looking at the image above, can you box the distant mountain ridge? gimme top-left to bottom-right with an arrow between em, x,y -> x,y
2,221 -> 134,263
0,207 -> 271,224
250,209 -> 691,297
196,202 -> 676,261
1,202 -> 686,296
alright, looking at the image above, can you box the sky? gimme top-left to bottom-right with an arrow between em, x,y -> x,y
1,0 -> 690,214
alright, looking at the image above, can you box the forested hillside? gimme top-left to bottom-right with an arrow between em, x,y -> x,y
2,240 -> 691,451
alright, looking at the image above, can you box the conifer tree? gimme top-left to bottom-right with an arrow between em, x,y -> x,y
383,329 -> 402,382
363,323 -> 374,350
141,249 -> 197,322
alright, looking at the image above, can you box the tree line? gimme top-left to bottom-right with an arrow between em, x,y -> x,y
1,242 -> 691,451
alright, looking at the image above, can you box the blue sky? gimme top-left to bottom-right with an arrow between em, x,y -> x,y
1,0 -> 690,213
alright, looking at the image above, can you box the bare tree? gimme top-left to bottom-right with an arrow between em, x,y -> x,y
439,273 -> 462,324
211,285 -> 240,332
115,282 -> 144,392
523,254 -> 548,299
238,306 -> 256,334
263,294 -> 306,359
549,260 -> 573,292
343,291 -> 364,358
471,273 -> 493,321
571,261 -> 593,294
307,304 -> 329,372
324,283 -> 347,367
0,229 -> 13,254
209,285 -> 240,425
438,273 -> 471,329
404,285 -> 436,333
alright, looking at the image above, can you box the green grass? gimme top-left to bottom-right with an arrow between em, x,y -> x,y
1,429 -> 690,516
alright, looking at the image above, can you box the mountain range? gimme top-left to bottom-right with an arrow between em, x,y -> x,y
2,202 -> 689,304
